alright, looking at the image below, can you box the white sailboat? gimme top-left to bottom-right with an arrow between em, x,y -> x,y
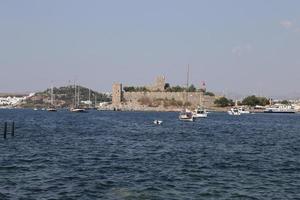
179,64 -> 194,122
70,83 -> 86,113
193,87 -> 208,118
47,85 -> 57,112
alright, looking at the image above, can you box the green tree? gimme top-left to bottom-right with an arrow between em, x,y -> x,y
123,86 -> 135,92
187,84 -> 196,92
164,83 -> 170,90
280,100 -> 290,105
204,91 -> 215,96
214,97 -> 231,107
242,95 -> 269,106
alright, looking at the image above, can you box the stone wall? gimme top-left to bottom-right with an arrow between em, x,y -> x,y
112,83 -> 122,105
123,91 -> 216,108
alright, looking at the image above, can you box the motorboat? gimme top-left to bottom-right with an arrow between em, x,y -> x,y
238,107 -> 250,114
264,105 -> 296,113
153,120 -> 163,125
47,108 -> 57,112
70,108 -> 87,113
228,107 -> 241,115
193,106 -> 208,118
179,109 -> 195,121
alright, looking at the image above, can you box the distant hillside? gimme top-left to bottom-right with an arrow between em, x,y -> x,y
22,85 -> 111,108
0,93 -> 30,97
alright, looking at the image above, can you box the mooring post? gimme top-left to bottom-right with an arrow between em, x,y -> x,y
11,122 -> 15,137
4,122 -> 7,139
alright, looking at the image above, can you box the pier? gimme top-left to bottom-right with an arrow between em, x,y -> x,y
2,122 -> 15,139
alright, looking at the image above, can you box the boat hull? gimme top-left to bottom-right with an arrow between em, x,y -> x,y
179,117 -> 194,122
263,111 -> 295,114
193,113 -> 207,118
70,108 -> 87,113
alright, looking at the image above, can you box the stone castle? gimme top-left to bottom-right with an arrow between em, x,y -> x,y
112,76 -> 216,110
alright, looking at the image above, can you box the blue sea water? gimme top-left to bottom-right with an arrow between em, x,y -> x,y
0,109 -> 299,200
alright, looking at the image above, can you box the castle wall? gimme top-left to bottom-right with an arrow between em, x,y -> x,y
123,92 -> 216,108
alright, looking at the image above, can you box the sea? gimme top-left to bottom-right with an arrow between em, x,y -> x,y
0,109 -> 299,200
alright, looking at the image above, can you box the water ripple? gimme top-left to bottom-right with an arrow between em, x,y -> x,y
0,110 -> 300,199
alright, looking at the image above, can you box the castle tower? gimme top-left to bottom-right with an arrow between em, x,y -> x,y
200,81 -> 206,92
112,83 -> 122,105
153,76 -> 166,91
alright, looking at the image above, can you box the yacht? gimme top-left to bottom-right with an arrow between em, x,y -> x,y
179,109 -> 195,121
264,105 -> 296,113
228,107 -> 241,115
238,107 -> 250,114
193,106 -> 208,118
178,65 -> 195,122
47,85 -> 57,112
70,83 -> 86,113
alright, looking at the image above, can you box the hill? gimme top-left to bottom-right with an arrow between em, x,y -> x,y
21,85 -> 111,108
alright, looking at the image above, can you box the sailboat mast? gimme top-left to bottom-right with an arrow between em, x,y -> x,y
74,81 -> 76,108
77,86 -> 80,107
89,88 -> 91,108
50,85 -> 54,105
186,64 -> 189,89
185,64 -> 190,104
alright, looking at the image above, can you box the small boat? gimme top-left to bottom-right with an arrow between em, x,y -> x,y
153,120 -> 163,125
33,108 -> 38,111
238,107 -> 250,114
47,108 -> 57,112
70,108 -> 86,113
263,105 -> 296,114
193,107 -> 208,118
228,107 -> 241,115
179,109 -> 195,121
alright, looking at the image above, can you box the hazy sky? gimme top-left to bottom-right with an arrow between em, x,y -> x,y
0,0 -> 300,97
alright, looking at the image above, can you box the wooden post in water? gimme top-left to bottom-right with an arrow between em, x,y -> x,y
3,122 -> 7,139
11,122 -> 15,137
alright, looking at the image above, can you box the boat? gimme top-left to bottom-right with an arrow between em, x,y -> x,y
179,109 -> 195,121
179,64 -> 194,122
263,105 -> 296,114
153,120 -> 163,125
70,82 -> 86,113
193,106 -> 208,118
228,107 -> 241,115
47,108 -> 57,112
47,85 -> 57,112
193,84 -> 208,118
70,108 -> 86,113
238,107 -> 250,114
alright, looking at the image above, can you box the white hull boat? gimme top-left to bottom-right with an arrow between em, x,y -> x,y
153,120 -> 163,125
70,108 -> 86,113
193,107 -> 208,118
228,108 -> 241,115
179,109 -> 195,121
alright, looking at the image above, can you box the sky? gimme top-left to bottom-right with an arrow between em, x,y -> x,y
0,0 -> 300,98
